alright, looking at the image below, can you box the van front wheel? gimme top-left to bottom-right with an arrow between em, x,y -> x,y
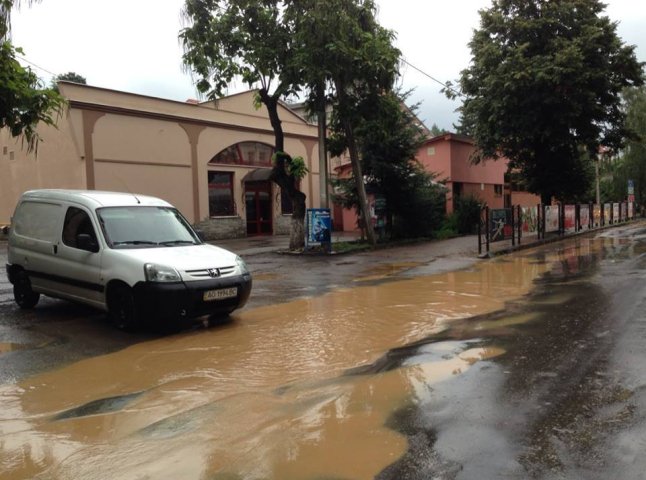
108,284 -> 140,331
13,271 -> 40,309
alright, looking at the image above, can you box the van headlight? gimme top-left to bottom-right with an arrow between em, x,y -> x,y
235,256 -> 249,275
144,263 -> 181,282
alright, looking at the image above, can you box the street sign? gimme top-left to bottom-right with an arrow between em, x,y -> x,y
628,179 -> 634,195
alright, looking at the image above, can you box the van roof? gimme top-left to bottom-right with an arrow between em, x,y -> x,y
21,190 -> 172,209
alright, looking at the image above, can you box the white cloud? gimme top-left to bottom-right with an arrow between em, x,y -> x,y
10,0 -> 646,129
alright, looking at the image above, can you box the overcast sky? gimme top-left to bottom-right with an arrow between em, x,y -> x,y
10,0 -> 646,130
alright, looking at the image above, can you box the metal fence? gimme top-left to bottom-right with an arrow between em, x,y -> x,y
478,202 -> 636,255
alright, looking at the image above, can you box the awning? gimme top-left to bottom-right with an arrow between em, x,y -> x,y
242,168 -> 273,182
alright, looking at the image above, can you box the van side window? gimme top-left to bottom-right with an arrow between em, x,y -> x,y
13,201 -> 61,241
62,207 -> 97,249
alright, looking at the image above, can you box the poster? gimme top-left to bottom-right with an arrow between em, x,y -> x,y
489,208 -> 513,242
563,205 -> 576,232
579,205 -> 590,230
306,208 -> 331,248
521,206 -> 538,233
544,205 -> 560,233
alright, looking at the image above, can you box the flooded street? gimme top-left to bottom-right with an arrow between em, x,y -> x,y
2,224 -> 646,479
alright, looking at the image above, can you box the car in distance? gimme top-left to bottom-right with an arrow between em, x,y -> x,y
5,190 -> 252,330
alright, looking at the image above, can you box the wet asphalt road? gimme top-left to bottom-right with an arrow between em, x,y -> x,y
2,224 -> 646,479
0,234 -> 478,384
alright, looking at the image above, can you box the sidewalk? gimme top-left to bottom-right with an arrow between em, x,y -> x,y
211,231 -> 363,256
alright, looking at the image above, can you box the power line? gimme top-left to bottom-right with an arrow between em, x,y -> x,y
401,58 -> 464,99
15,54 -> 56,77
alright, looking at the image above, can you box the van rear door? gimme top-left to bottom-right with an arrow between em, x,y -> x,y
10,200 -> 64,291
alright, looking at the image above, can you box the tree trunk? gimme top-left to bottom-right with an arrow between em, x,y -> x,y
345,120 -> 376,246
259,88 -> 306,251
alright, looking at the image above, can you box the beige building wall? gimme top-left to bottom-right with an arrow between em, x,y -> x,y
2,83 -> 326,238
0,112 -> 85,224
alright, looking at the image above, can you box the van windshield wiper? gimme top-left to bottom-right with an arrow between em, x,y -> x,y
112,240 -> 159,246
159,240 -> 196,246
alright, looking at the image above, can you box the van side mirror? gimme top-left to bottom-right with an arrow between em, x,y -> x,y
77,234 -> 99,253
194,229 -> 206,242
1,225 -> 9,235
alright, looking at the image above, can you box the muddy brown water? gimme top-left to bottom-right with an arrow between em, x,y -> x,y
0,241 -> 598,480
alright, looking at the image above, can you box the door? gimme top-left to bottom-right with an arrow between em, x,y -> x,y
245,181 -> 272,235
48,206 -> 104,307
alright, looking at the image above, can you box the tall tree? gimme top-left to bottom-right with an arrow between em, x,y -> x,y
1,0 -> 64,151
180,0 -> 307,250
602,86 -> 646,204
286,0 -> 401,245
330,90 -> 446,238
452,0 -> 644,204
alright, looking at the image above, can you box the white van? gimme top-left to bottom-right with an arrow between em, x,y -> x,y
5,190 -> 252,330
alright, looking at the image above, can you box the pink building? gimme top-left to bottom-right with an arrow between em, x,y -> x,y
333,133 -> 540,232
417,133 -> 540,214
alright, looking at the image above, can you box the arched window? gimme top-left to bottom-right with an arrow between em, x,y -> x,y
209,142 -> 274,167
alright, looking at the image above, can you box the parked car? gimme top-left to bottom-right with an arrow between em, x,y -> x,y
5,190 -> 252,330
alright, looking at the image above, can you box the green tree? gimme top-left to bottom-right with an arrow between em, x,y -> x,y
286,0 -> 401,245
330,91 -> 446,238
429,123 -> 448,137
1,0 -> 65,151
452,0 -> 644,205
50,71 -> 87,91
180,0 -> 307,250
600,86 -> 646,204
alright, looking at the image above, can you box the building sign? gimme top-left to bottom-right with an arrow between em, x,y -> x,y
306,208 -> 331,248
489,208 -> 513,242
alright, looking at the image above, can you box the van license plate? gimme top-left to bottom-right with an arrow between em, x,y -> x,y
203,287 -> 238,302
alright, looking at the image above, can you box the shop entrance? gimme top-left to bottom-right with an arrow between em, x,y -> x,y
245,181 -> 272,235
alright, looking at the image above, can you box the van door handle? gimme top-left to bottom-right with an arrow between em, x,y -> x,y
53,245 -> 58,254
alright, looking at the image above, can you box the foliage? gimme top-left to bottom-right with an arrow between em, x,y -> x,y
272,152 -> 308,179
434,214 -> 458,240
599,87 -> 646,204
50,72 -> 86,91
362,91 -> 446,237
451,0 -> 644,204
1,0 -> 65,151
286,0 -> 401,245
429,123 -> 448,137
454,194 -> 483,234
330,90 -> 446,238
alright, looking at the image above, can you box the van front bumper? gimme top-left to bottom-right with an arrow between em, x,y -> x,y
132,274 -> 252,322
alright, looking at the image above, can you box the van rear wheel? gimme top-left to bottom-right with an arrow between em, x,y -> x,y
108,284 -> 140,331
14,271 -> 40,309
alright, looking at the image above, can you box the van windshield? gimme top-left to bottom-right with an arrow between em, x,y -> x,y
97,206 -> 200,249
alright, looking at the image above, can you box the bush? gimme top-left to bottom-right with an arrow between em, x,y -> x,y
435,214 -> 458,239
454,195 -> 483,234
